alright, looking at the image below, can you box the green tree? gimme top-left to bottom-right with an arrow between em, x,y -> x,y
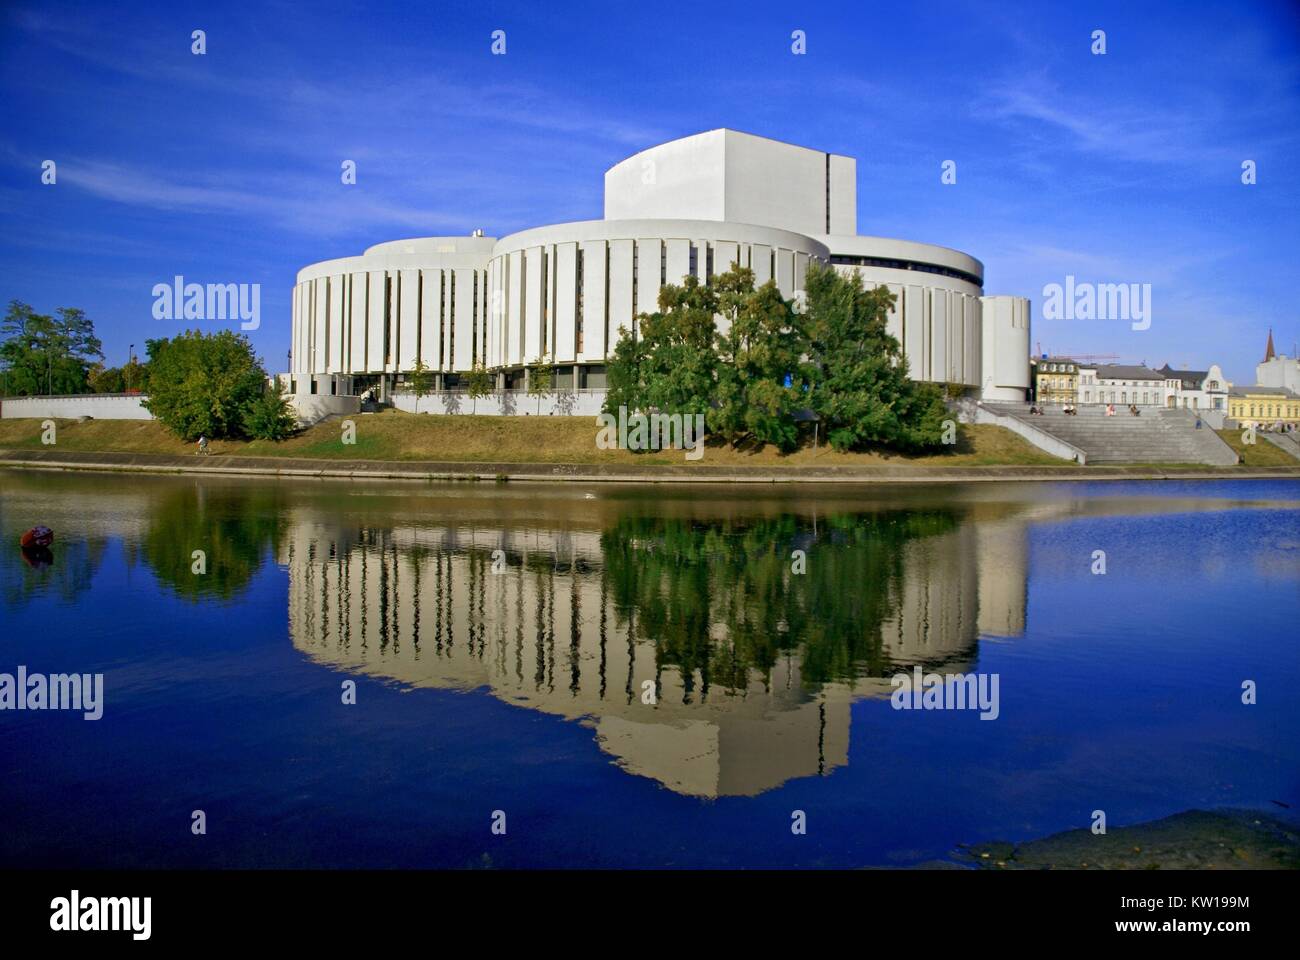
604,322 -> 650,414
137,485 -> 285,602
409,358 -> 434,413
245,379 -> 299,440
604,275 -> 719,424
141,330 -> 269,440
711,268 -> 808,451
600,508 -> 957,689
528,354 -> 554,414
466,360 -> 493,414
123,355 -> 146,392
0,300 -> 103,395
87,363 -> 126,393
803,264 -> 949,452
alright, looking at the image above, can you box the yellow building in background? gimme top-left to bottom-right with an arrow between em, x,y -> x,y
1032,357 -> 1078,406
1228,385 -> 1300,426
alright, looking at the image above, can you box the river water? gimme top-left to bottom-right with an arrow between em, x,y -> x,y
1,472 -> 1296,867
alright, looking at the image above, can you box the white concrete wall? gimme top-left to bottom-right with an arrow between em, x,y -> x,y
392,390 -> 607,417
950,398 -> 1082,463
1257,355 -> 1300,392
604,129 -> 728,223
487,219 -> 828,369
289,393 -> 360,427
603,130 -> 855,238
0,394 -> 153,420
979,296 -> 1031,401
291,237 -> 499,378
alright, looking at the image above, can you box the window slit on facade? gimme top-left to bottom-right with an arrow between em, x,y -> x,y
383,275 -> 392,366
575,249 -> 585,355
393,272 -> 400,369
825,152 -> 831,233
541,249 -> 550,358
449,271 -> 456,369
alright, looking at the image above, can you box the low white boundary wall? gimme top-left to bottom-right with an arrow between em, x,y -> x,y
0,394 -> 153,420
949,397 -> 1084,463
392,389 -> 607,417
289,394 -> 360,426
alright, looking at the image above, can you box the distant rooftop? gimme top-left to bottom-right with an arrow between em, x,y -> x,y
1091,364 -> 1165,380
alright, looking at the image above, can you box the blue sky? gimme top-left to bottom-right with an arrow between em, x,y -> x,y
2,0 -> 1297,383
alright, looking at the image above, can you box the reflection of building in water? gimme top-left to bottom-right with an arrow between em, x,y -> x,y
975,521 -> 1029,637
281,510 -> 1029,797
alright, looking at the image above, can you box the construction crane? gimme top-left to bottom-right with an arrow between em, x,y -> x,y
1033,344 -> 1120,363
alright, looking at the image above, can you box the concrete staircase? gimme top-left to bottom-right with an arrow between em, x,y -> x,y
983,403 -> 1239,465
1262,431 -> 1300,461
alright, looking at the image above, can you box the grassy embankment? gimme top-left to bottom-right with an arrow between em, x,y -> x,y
1215,428 -> 1299,467
0,410 -> 1069,467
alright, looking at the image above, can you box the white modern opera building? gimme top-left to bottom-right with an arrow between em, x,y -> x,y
287,130 -> 1031,409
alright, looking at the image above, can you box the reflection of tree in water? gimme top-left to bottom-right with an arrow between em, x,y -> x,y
132,485 -> 286,602
600,511 -> 957,691
1,536 -> 107,609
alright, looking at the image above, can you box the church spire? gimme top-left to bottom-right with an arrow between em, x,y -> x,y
1264,328 -> 1276,362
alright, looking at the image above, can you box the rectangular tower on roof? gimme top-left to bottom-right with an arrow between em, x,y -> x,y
603,129 -> 856,237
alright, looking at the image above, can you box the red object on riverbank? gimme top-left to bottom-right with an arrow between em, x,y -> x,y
20,525 -> 54,549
